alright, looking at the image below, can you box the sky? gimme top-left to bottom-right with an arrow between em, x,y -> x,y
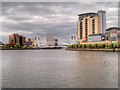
1,2 -> 118,44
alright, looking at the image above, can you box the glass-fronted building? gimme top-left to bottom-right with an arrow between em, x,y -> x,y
88,34 -> 105,42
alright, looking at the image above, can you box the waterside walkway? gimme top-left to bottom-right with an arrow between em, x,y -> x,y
66,48 -> 120,52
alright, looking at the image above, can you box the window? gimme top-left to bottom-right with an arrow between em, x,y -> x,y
80,22 -> 82,39
92,19 -> 95,34
85,19 -> 88,37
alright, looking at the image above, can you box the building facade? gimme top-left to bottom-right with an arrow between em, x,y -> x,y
98,10 -> 106,33
105,27 -> 120,42
77,10 -> 106,43
47,36 -> 58,46
19,36 -> 26,46
88,34 -> 105,42
9,33 -> 20,45
26,38 -> 32,47
9,33 -> 26,46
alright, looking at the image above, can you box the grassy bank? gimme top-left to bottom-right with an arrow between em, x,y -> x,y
1,44 -> 34,49
67,42 -> 120,52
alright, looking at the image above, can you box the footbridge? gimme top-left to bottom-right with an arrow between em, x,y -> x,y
34,41 -> 69,48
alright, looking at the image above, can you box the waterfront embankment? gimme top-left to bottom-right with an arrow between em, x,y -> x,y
66,43 -> 120,52
66,48 -> 120,52
1,47 -> 63,50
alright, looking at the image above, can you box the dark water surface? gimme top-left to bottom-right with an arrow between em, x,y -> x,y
2,50 -> 118,88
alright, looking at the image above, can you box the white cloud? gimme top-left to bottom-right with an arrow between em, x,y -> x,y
18,5 -> 24,8
107,20 -> 113,24
2,19 -> 18,24
107,7 -> 118,13
0,31 -> 12,36
33,16 -> 42,19
17,30 -> 33,34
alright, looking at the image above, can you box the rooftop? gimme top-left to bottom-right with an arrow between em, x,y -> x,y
89,33 -> 105,36
98,10 -> 106,13
78,12 -> 97,16
106,27 -> 120,31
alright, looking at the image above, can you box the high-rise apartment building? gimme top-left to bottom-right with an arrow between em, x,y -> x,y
77,10 -> 106,43
98,10 -> 106,33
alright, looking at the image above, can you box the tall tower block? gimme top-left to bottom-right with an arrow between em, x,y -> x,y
98,10 -> 106,33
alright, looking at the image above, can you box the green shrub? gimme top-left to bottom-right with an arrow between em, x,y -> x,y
2,44 -> 10,49
68,45 -> 71,48
78,44 -> 82,48
86,44 -> 89,48
108,43 -> 114,49
82,44 -> 87,48
114,43 -> 118,48
99,43 -> 105,48
118,42 -> 120,48
88,44 -> 92,48
13,44 -> 22,48
74,44 -> 78,48
105,44 -> 109,48
114,42 -> 120,48
91,44 -> 96,48
71,45 -> 75,48
95,44 -> 99,48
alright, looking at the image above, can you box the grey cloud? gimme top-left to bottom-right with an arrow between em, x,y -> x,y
2,2 -> 118,43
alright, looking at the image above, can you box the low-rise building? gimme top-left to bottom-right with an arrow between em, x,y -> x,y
47,36 -> 58,46
19,36 -> 26,46
9,33 -> 19,45
9,33 -> 26,46
0,42 -> 4,49
105,27 -> 120,42
26,38 -> 33,47
88,34 -> 105,42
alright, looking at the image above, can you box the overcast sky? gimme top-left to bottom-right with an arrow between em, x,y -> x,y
1,2 -> 118,43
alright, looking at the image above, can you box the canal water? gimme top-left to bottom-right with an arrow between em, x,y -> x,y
2,50 -> 118,88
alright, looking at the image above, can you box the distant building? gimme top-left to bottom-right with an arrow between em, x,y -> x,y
98,10 -> 106,34
19,36 -> 26,46
0,42 -> 4,49
0,42 -> 4,45
9,33 -> 19,45
77,10 -> 106,43
47,36 -> 58,46
26,38 -> 32,47
54,38 -> 58,46
105,27 -> 120,42
9,33 -> 26,46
